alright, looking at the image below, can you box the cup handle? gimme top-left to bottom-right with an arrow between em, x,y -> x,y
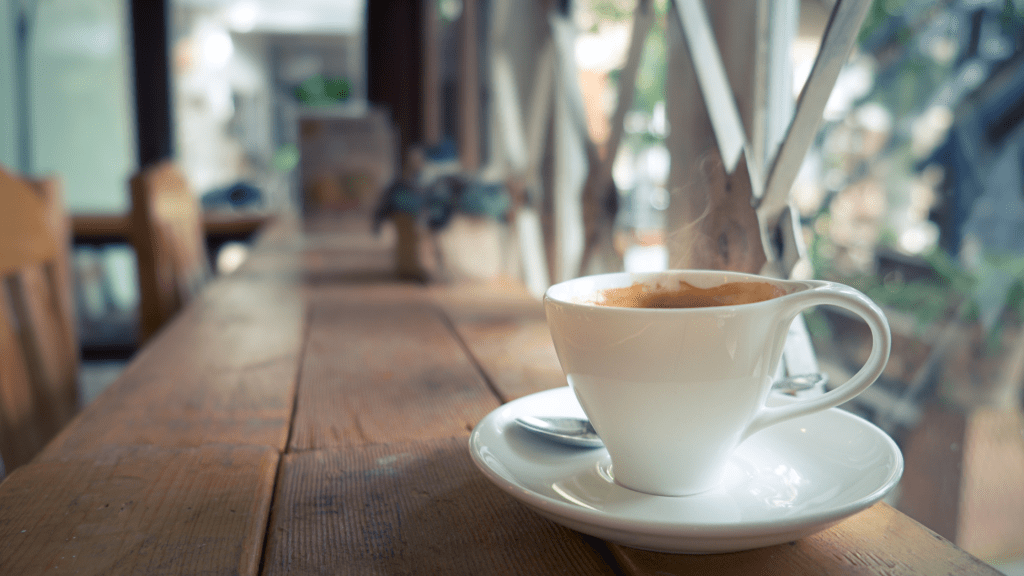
743,281 -> 891,440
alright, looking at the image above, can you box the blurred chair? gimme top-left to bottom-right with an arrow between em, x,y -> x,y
129,161 -> 210,343
0,165 -> 79,472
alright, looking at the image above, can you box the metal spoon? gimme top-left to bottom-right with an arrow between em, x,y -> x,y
515,373 -> 828,448
772,372 -> 828,395
515,414 -> 603,448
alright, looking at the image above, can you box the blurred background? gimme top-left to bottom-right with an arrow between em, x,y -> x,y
1,0 -> 1023,571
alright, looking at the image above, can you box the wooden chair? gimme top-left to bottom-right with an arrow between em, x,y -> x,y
0,166 -> 79,472
129,161 -> 210,343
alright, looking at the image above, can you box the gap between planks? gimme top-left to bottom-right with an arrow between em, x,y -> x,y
257,300 -> 315,576
434,306 -> 510,405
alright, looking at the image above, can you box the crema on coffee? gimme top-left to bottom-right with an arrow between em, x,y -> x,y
591,280 -> 787,309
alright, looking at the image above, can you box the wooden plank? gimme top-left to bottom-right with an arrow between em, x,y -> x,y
0,290 -> 48,469
6,266 -> 79,434
263,438 -> 619,575
285,210 -> 422,285
40,275 -> 304,458
0,171 -> 78,471
69,213 -> 130,244
202,211 -> 274,238
130,162 -> 211,343
681,150 -> 767,272
664,1 -> 766,273
72,212 -> 275,245
609,503 -> 1001,575
288,298 -> 500,450
34,178 -> 78,373
448,315 -> 565,402
299,247 -> 399,285
250,214 -> 300,248
301,276 -> 535,324
671,0 -> 750,173
296,212 -> 426,295
435,285 -> 566,402
0,444 -> 277,576
429,278 -> 543,321
0,167 -> 58,276
429,280 -> 565,402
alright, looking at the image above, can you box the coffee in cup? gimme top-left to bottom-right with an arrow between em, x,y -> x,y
589,279 -> 787,309
544,270 -> 891,496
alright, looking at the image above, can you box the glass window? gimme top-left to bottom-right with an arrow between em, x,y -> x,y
2,0 -> 136,212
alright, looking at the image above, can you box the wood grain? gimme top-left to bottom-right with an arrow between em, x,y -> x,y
263,438 -> 619,575
0,167 -> 58,276
34,177 -> 78,389
0,169 -> 78,471
430,279 -> 567,402
610,503 -> 1001,576
664,1 -> 767,273
289,297 -> 500,450
428,277 -> 543,322
7,266 -> 79,434
0,209 -> 1002,576
0,444 -> 277,575
300,247 -> 399,285
448,315 -> 565,402
0,294 -> 48,469
665,150 -> 766,273
40,275 -> 304,458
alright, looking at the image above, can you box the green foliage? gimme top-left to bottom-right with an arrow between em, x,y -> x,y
272,143 -> 299,173
633,20 -> 667,116
858,0 -> 900,44
852,268 -> 968,333
587,0 -> 639,23
592,1 -> 667,120
811,0 -> 1024,357
1006,278 -> 1024,319
803,308 -> 835,343
999,0 -> 1024,27
294,75 -> 351,106
922,248 -> 977,298
813,237 -> 1024,342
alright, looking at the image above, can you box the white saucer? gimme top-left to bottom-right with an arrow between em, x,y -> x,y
469,387 -> 903,554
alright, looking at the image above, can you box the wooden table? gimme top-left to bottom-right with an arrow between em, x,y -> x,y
0,214 -> 1001,575
71,211 -> 275,246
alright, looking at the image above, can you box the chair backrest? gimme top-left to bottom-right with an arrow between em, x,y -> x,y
0,166 -> 79,471
130,161 -> 210,343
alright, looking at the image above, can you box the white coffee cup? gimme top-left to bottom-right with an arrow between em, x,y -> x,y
544,270 -> 891,497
